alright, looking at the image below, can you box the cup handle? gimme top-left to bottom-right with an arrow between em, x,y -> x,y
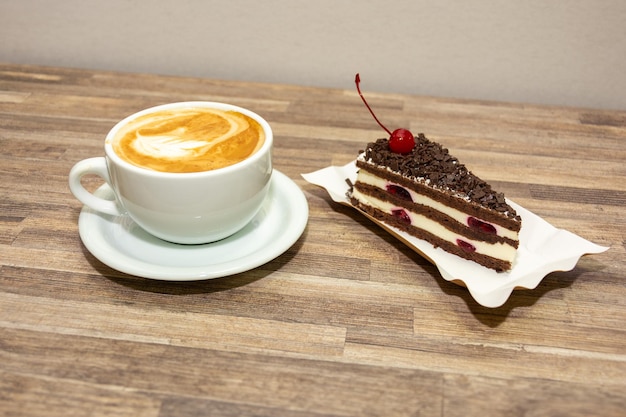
69,157 -> 124,216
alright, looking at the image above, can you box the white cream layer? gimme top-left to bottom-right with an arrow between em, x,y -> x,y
351,188 -> 517,263
356,170 -> 519,241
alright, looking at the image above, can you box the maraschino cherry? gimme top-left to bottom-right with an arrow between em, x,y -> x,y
355,73 -> 415,154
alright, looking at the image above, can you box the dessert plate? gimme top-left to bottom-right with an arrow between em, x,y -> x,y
302,161 -> 609,308
78,170 -> 308,280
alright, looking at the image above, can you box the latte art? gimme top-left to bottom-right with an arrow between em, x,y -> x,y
110,108 -> 266,173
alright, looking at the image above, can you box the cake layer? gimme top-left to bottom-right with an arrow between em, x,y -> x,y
354,171 -> 519,245
356,157 -> 521,232
350,189 -> 515,271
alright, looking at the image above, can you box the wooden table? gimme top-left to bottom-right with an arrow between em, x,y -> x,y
1,63 -> 624,417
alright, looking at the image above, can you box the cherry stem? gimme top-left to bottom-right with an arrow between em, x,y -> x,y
355,73 -> 392,136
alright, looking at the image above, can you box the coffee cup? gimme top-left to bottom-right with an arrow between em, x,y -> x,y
69,101 -> 273,244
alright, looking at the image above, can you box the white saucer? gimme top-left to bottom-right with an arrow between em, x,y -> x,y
78,170 -> 308,280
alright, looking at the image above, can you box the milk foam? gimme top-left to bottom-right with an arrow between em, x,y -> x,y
110,108 -> 265,173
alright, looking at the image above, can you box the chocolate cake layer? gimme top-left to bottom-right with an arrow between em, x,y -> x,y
361,135 -> 521,225
356,161 -> 521,232
351,197 -> 512,272
354,181 -> 519,247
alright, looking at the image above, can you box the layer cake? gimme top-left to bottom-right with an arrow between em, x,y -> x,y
349,135 -> 521,271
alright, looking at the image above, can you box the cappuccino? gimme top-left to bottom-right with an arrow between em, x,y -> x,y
109,107 -> 266,173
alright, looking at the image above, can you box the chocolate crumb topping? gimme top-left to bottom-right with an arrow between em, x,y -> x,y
362,135 -> 520,220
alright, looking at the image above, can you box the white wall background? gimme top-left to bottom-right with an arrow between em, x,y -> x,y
1,0 -> 625,110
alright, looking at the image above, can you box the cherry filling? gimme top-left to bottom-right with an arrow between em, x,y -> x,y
392,209 -> 411,224
386,184 -> 413,201
467,217 -> 497,235
456,239 -> 476,253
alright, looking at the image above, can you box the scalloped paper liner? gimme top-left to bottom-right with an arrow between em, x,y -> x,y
302,161 -> 609,307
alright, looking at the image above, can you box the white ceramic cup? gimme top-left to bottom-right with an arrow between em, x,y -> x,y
69,101 -> 273,244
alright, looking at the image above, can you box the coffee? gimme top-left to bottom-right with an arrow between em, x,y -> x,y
109,107 -> 266,173
70,101 -> 273,244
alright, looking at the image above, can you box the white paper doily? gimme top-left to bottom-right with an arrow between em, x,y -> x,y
302,161 -> 609,308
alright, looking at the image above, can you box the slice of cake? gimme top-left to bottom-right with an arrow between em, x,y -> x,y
350,73 -> 521,272
349,135 -> 521,271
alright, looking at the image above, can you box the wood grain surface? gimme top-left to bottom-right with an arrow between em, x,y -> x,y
0,64 -> 624,417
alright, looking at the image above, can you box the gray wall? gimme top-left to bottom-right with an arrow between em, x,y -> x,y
2,0 -> 625,110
